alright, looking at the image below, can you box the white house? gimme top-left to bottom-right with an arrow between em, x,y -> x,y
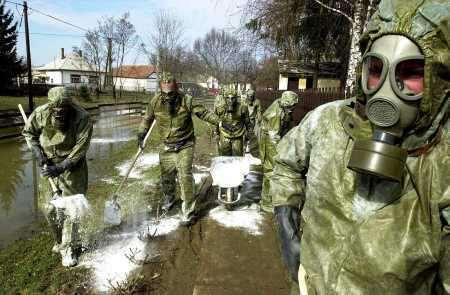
113,65 -> 158,92
34,48 -> 101,87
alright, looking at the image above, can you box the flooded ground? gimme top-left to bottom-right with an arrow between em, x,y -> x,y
0,108 -> 141,248
0,100 -> 291,294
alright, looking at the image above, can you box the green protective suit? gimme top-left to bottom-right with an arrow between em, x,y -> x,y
214,95 -> 251,156
23,102 -> 93,197
259,99 -> 294,213
271,0 -> 450,292
22,95 -> 92,262
139,91 -> 219,217
242,96 -> 262,157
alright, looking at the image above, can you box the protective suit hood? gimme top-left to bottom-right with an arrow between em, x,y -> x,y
359,0 -> 450,150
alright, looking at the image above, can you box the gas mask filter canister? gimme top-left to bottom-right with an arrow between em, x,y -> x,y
348,35 -> 425,182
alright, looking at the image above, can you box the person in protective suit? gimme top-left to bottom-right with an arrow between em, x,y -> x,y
271,0 -> 450,293
259,91 -> 298,213
22,86 -> 93,267
242,89 -> 262,157
214,88 -> 252,156
137,72 -> 223,225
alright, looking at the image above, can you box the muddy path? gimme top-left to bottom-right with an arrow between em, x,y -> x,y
138,172 -> 291,295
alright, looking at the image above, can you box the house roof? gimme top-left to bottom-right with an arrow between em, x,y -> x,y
278,59 -> 341,78
113,65 -> 157,79
35,53 -> 96,72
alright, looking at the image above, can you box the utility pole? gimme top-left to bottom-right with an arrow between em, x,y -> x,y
23,1 -> 34,111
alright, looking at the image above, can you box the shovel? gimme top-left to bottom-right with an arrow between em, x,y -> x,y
104,120 -> 156,226
18,104 -> 90,218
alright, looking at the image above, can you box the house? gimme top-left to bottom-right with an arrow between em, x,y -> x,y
113,65 -> 158,92
278,59 -> 342,90
34,48 -> 101,87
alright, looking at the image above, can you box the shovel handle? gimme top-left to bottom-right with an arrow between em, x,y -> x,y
18,104 -> 61,196
113,120 -> 156,197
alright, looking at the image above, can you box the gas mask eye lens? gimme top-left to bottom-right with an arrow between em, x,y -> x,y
394,59 -> 424,97
366,56 -> 384,90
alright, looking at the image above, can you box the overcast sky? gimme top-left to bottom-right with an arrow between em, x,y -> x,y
5,0 -> 247,66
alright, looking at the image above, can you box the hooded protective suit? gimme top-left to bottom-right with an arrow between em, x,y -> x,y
259,91 -> 298,213
22,86 -> 93,267
271,0 -> 450,293
139,91 -> 219,219
242,89 -> 262,156
214,90 -> 252,156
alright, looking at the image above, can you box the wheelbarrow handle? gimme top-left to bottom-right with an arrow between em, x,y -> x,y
18,104 -> 61,196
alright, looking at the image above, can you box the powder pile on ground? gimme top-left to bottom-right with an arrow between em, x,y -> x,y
81,215 -> 180,292
91,137 -> 134,144
116,153 -> 159,179
208,204 -> 264,236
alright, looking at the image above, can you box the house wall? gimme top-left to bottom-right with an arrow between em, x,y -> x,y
46,71 -> 62,84
114,76 -> 158,92
317,79 -> 341,89
279,74 -> 289,90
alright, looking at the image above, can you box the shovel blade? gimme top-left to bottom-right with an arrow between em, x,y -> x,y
104,199 -> 122,226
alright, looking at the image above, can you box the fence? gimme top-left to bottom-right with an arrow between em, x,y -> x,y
256,88 -> 345,123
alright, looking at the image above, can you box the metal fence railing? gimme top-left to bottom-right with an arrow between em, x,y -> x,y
256,88 -> 345,124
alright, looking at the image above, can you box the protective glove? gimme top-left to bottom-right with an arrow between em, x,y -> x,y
274,205 -> 301,282
220,121 -> 239,133
41,159 -> 73,178
31,145 -> 48,167
137,129 -> 148,149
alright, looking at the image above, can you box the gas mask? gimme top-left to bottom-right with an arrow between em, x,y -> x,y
226,95 -> 237,113
161,81 -> 179,115
51,104 -> 72,131
348,35 -> 425,182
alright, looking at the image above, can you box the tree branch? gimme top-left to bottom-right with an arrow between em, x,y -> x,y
313,0 -> 354,24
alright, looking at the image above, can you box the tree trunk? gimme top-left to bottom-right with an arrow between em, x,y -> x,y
313,52 -> 320,89
345,0 -> 363,97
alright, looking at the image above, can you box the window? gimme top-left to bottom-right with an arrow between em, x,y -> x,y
71,74 -> 81,83
88,75 -> 98,84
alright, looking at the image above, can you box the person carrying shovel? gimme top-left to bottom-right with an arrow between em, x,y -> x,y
22,86 -> 93,267
137,72 -> 228,226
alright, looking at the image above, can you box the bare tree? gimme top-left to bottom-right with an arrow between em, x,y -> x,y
98,16 -> 116,89
193,28 -> 240,84
82,28 -> 105,91
145,10 -> 185,77
112,12 -> 138,99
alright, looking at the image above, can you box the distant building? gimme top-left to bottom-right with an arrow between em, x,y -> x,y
278,59 -> 342,90
34,48 -> 101,87
113,65 -> 158,92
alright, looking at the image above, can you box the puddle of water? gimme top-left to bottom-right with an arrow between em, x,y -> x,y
81,215 -> 180,292
208,204 -> 264,236
0,138 -> 39,248
0,108 -> 142,248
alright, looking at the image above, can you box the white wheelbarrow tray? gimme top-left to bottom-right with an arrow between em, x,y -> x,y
209,155 -> 261,205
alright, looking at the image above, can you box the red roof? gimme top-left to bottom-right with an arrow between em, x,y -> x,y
113,65 -> 157,79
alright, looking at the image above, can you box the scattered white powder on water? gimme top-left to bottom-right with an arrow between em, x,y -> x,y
208,204 -> 264,236
101,178 -> 115,184
81,215 -> 180,292
91,137 -> 134,144
116,153 -> 160,179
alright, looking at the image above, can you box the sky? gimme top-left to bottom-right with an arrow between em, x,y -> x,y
4,0 -> 247,66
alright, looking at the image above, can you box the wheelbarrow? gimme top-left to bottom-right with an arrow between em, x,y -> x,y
209,155 -> 261,210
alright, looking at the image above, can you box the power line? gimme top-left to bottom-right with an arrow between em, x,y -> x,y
4,0 -> 88,32
28,7 -> 88,32
17,31 -> 84,37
